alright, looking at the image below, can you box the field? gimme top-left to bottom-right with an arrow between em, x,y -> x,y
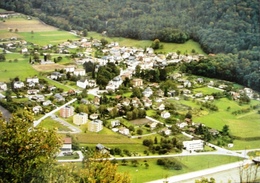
0,54 -> 38,81
117,155 -> 242,183
88,31 -> 206,54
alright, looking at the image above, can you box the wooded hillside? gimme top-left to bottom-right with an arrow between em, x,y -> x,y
0,0 -> 259,91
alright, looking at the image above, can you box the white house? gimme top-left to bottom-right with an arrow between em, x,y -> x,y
77,78 -> 96,89
142,87 -> 153,97
26,77 -> 39,84
161,111 -> 171,119
106,76 -> 123,91
183,140 -> 204,152
74,69 -> 86,76
64,65 -> 75,73
111,120 -> 120,127
13,81 -> 24,89
0,82 -> 7,91
118,127 -> 130,136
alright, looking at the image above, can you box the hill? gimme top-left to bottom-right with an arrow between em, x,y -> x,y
0,0 -> 259,92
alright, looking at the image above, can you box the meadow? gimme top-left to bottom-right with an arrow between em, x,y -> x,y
88,31 -> 205,55
117,155 -> 242,183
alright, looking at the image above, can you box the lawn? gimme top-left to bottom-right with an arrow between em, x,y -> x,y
193,86 -> 223,95
0,54 -> 38,81
87,32 -> 206,55
17,31 -> 79,46
117,155 -> 242,183
38,118 -> 72,132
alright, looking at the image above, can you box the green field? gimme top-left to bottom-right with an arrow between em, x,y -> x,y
17,31 -> 79,46
88,32 -> 205,55
117,155 -> 242,183
0,54 -> 38,81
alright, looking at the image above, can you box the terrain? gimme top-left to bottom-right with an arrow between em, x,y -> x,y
0,8 -> 259,183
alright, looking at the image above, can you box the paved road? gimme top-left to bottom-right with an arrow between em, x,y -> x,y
33,98 -> 77,127
51,114 -> 81,133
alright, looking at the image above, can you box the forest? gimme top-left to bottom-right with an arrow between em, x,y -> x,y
0,0 -> 259,92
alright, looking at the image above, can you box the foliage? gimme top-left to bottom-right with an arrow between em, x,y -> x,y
0,111 -> 62,182
157,158 -> 182,170
80,152 -> 131,183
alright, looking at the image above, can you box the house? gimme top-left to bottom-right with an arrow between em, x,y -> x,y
13,81 -> 24,89
32,106 -> 42,114
50,72 -> 63,80
64,65 -> 75,73
106,76 -> 123,91
61,137 -> 72,152
161,111 -> 171,119
132,78 -> 143,87
131,97 -> 142,108
195,92 -> 203,98
93,96 -> 100,105
142,96 -> 152,108
88,119 -> 103,132
183,140 -> 204,152
142,87 -> 153,97
0,82 -> 7,91
60,105 -> 74,118
43,100 -> 52,106
73,113 -> 88,125
121,98 -> 131,106
74,69 -> 86,76
118,127 -> 130,136
111,120 -> 120,127
89,113 -> 99,120
54,93 -> 65,102
176,122 -> 188,129
26,77 -> 39,84
157,103 -> 165,111
160,128 -> 171,136
77,78 -> 96,89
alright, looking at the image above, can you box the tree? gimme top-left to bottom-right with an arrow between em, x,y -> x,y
0,111 -> 62,182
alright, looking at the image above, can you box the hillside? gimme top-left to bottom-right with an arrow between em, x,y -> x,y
0,0 -> 259,92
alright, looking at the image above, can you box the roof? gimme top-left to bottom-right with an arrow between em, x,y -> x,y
63,137 -> 72,144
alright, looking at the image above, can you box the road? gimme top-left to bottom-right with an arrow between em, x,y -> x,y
33,98 -> 77,127
51,114 -> 81,133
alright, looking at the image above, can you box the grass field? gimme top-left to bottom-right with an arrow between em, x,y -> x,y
117,155 -> 242,183
88,31 -> 206,54
0,54 -> 38,81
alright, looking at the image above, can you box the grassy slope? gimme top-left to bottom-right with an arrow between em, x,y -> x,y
118,155 -> 242,183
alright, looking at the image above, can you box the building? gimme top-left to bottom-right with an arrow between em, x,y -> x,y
61,137 -> 72,152
73,113 -> 88,125
60,105 -> 74,118
132,78 -> 143,87
88,119 -> 103,132
183,140 -> 204,152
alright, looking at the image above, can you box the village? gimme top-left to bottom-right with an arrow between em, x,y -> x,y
0,34 -> 259,159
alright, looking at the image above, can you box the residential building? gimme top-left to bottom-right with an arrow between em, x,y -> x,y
13,81 -> 24,89
73,113 -> 88,125
60,105 -> 74,118
88,119 -> 103,132
61,137 -> 72,152
0,82 -> 7,91
183,140 -> 204,152
132,78 -> 143,87
161,111 -> 171,119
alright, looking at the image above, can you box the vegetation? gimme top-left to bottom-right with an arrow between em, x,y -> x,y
0,0 -> 259,92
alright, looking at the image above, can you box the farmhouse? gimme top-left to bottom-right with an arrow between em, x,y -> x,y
183,140 -> 204,152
